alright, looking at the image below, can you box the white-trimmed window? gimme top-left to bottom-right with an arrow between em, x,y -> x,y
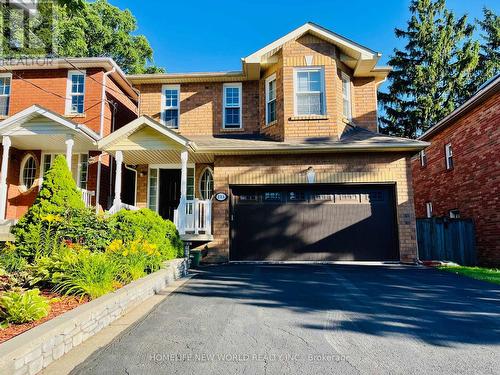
20,154 -> 38,191
161,84 -> 180,128
420,149 -> 427,167
294,67 -> 325,116
199,168 -> 214,200
66,71 -> 85,115
223,83 -> 242,129
426,202 -> 433,218
0,73 -> 12,116
341,72 -> 352,120
42,153 -> 88,189
449,209 -> 460,219
445,143 -> 453,170
265,74 -> 277,125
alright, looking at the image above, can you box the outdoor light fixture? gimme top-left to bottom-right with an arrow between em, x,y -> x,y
306,166 -> 315,183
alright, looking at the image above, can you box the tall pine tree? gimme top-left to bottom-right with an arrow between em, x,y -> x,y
379,0 -> 479,138
477,8 -> 500,81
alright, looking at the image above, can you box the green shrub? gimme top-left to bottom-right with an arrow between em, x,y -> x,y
108,209 -> 184,260
59,208 -> 113,251
106,239 -> 162,282
12,155 -> 84,260
28,244 -> 81,287
0,289 -> 50,325
0,242 -> 28,273
55,250 -> 120,299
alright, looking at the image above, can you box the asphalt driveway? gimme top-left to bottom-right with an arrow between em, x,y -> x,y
72,264 -> 500,375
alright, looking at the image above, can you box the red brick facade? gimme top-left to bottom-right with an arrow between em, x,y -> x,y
412,92 -> 500,266
0,65 -> 138,218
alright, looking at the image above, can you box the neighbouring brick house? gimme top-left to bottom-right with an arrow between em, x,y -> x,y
0,58 -> 138,224
1,23 -> 428,263
412,75 -> 500,266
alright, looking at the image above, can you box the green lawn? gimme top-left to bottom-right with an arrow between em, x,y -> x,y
438,266 -> 500,285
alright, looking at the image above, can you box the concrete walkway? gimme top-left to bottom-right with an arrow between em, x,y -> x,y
70,264 -> 500,375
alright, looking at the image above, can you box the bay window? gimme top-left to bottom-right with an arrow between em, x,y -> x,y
294,67 -> 325,116
265,74 -> 277,124
341,72 -> 352,120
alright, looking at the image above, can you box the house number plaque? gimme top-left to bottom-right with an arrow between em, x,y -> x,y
215,192 -> 228,202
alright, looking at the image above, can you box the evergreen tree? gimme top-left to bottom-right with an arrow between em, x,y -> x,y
477,8 -> 500,81
379,0 -> 480,138
12,155 -> 84,259
0,0 -> 164,74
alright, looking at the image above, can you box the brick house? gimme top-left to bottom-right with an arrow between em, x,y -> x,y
0,58 -> 138,224
1,23 -> 427,262
412,75 -> 500,266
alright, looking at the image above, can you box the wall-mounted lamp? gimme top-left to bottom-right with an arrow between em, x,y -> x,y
306,166 -> 315,184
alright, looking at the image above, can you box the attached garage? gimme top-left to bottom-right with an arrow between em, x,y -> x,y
230,184 -> 399,261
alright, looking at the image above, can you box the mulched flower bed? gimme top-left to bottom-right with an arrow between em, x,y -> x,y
0,291 -> 88,344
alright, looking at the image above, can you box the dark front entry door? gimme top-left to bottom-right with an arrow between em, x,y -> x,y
230,184 -> 399,261
158,169 -> 181,221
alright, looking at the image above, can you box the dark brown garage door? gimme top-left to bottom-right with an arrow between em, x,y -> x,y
230,184 -> 399,261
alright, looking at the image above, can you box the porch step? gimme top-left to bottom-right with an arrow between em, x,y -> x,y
0,220 -> 16,242
180,234 -> 214,242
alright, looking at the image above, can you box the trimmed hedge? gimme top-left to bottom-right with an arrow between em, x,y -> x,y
108,209 -> 184,260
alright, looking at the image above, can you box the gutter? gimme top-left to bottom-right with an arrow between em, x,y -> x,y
96,67 -> 115,213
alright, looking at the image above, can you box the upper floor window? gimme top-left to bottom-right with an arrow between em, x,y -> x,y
265,74 -> 277,125
66,71 -> 85,115
0,73 -> 12,116
341,72 -> 352,120
223,83 -> 242,129
445,143 -> 453,170
162,85 -> 180,128
294,67 -> 325,116
420,149 -> 427,167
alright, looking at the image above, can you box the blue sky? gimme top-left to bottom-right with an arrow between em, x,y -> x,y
114,0 -> 498,73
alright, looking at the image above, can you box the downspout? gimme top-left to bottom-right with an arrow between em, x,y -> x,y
96,68 -> 116,213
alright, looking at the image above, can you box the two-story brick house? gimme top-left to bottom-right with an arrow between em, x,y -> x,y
412,75 -> 500,266
0,58 -> 138,224
96,22 -> 427,263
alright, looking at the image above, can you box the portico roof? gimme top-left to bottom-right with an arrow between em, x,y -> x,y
97,116 -> 213,164
0,105 -> 99,152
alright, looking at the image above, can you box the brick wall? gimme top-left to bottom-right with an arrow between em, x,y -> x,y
412,93 -> 500,266
210,152 -> 418,263
8,68 -> 104,134
137,82 -> 260,136
0,68 -> 138,217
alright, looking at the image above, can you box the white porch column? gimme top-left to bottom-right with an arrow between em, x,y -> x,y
178,150 -> 188,234
0,136 -> 11,221
113,151 -> 123,209
65,135 -> 74,170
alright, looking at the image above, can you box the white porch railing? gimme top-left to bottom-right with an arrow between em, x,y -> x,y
108,202 -> 140,215
174,199 -> 212,235
79,188 -> 95,208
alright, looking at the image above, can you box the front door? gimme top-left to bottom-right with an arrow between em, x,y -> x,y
158,169 -> 181,221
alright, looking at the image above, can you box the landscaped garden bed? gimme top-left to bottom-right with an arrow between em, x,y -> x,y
0,155 -> 185,352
